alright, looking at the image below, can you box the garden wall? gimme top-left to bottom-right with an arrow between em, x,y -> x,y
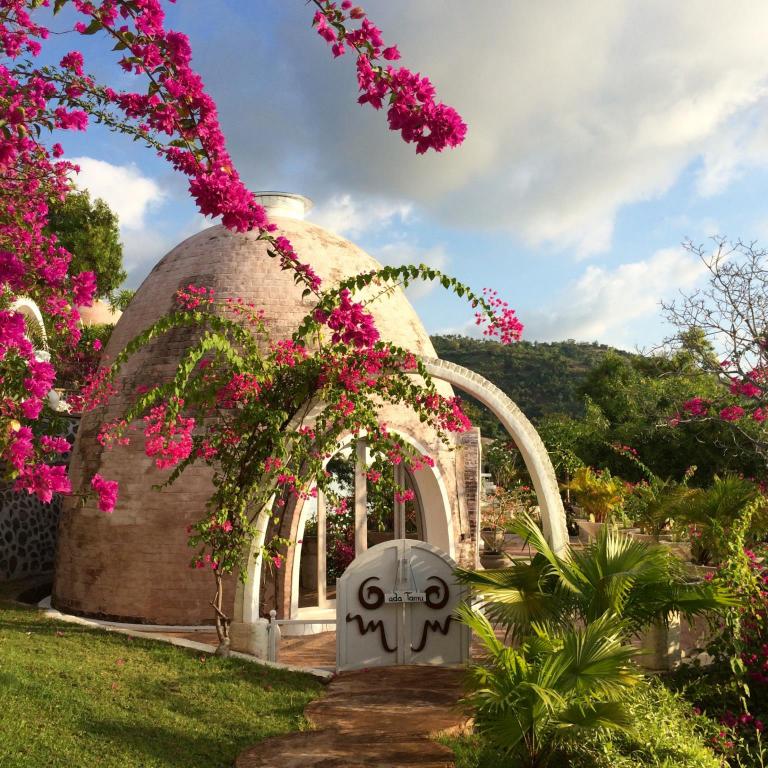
0,415 -> 79,581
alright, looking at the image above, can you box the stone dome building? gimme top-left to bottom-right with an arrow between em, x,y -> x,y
52,194 -> 487,628
77,299 -> 122,327
53,193 -> 566,638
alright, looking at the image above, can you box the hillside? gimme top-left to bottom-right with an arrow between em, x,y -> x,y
430,336 -> 631,434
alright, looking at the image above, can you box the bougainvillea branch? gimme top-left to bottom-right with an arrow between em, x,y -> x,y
0,0 -> 472,510
0,1 -> 519,649
311,0 -> 467,154
84,268 -> 518,646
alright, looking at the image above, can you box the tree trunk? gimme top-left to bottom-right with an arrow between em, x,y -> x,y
212,570 -> 231,657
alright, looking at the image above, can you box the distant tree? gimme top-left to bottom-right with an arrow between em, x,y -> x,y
576,349 -> 761,483
47,190 -> 126,299
538,400 -> 605,488
108,288 -> 136,313
431,332 -> 762,482
431,335 -> 627,423
662,239 -> 768,472
485,440 -> 531,488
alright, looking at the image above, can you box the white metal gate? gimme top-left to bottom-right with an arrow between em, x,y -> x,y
336,539 -> 470,671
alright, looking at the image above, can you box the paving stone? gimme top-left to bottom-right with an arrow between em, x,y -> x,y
235,666 -> 467,768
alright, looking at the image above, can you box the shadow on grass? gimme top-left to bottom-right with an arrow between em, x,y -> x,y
0,671 -> 20,688
72,701 -> 312,768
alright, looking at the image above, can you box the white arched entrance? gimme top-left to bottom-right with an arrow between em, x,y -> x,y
288,432 -> 453,620
234,355 -> 568,636
235,430 -> 455,633
419,356 -> 569,555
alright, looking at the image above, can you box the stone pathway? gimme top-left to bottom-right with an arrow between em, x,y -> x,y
235,666 -> 468,768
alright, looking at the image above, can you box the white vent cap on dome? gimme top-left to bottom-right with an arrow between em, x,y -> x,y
254,192 -> 313,220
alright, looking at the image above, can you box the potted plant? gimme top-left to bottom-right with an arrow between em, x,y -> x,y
479,486 -> 522,569
563,466 -> 626,543
675,474 -> 768,569
610,445 -> 699,560
624,478 -> 697,560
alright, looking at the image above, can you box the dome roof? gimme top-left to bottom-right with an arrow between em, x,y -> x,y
105,215 -> 438,362
77,299 -> 122,327
54,199 -> 455,625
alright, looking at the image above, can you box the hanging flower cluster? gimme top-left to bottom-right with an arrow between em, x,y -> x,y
143,398 -> 195,469
312,1 -> 467,154
314,288 -> 380,348
90,472 -> 118,513
474,288 -> 524,344
0,0 -> 474,510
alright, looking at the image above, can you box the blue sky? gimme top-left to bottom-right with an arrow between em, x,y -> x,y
38,1 -> 768,350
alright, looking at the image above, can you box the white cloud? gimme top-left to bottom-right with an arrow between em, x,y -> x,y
70,157 -> 166,230
198,0 -> 768,256
308,193 -> 412,238
123,214 -> 214,286
522,247 -> 707,348
121,228 -> 175,277
696,104 -> 768,196
385,1 -> 768,254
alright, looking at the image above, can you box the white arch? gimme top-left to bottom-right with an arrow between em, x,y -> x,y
420,356 -> 569,555
233,506 -> 271,625
236,355 -> 568,630
11,297 -> 47,349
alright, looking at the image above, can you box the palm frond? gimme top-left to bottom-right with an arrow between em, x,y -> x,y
455,602 -> 505,657
457,557 -> 572,633
554,699 -> 634,732
572,527 -> 674,621
464,615 -> 641,762
551,615 -> 640,699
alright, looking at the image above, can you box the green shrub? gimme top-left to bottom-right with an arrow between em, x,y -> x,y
446,678 -> 721,768
461,607 -> 641,767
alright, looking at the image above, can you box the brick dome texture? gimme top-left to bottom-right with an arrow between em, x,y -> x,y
53,218 -> 462,625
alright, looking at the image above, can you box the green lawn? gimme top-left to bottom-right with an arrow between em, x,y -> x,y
0,599 -> 321,768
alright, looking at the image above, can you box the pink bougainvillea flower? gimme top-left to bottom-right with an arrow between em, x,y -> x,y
720,405 -> 746,422
91,474 -> 119,514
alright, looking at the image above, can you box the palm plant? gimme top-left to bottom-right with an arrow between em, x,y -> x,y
457,514 -> 735,640
626,477 -> 697,539
461,606 -> 640,767
457,517 -> 735,765
674,474 -> 768,564
564,466 -> 626,523
611,445 -> 697,538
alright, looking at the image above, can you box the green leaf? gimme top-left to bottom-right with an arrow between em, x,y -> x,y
82,18 -> 103,35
